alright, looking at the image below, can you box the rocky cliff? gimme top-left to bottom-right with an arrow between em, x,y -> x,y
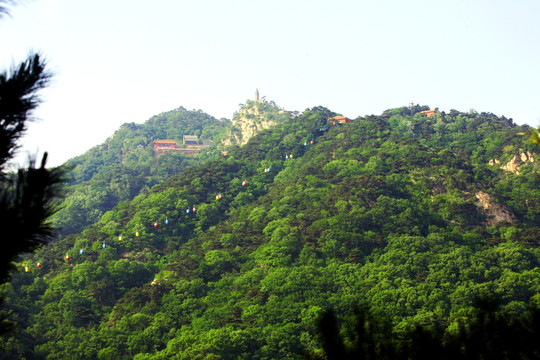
475,190 -> 515,226
489,151 -> 536,174
222,99 -> 290,146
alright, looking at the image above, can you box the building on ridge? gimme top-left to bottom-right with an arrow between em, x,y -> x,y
329,115 -> 351,126
153,137 -> 213,156
183,135 -> 199,145
419,109 -> 436,117
153,140 -> 180,155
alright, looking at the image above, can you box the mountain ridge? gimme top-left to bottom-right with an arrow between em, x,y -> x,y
1,102 -> 539,359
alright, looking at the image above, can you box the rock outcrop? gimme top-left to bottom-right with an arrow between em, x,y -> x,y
475,190 -> 514,225
489,151 -> 535,174
222,99 -> 290,147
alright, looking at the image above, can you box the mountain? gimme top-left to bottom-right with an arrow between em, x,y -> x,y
51,100 -> 291,239
1,103 -> 539,359
50,106 -> 230,237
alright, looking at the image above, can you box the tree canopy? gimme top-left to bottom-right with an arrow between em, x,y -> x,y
1,102 -> 539,359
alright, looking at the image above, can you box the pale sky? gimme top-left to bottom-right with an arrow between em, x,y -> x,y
1,0 -> 539,167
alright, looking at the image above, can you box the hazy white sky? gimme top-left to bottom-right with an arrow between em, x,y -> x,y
1,0 -> 539,166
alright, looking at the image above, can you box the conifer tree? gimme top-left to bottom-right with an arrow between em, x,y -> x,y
0,3 -> 65,285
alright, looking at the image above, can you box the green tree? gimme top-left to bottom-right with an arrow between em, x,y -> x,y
520,126 -> 540,147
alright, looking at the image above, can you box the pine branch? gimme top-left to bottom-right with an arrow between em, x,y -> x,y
0,153 -> 66,283
0,53 -> 51,169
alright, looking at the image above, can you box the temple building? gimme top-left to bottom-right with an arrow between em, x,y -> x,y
152,136 -> 213,156
419,109 -> 436,117
329,115 -> 351,125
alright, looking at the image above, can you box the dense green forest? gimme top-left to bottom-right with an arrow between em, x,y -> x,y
51,107 -> 230,237
1,101 -> 539,359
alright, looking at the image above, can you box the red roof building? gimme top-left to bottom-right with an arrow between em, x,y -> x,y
329,116 -> 351,126
153,140 -> 180,154
152,138 -> 213,156
419,110 -> 436,117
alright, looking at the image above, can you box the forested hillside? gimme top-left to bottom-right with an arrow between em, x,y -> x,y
1,104 -> 539,359
51,107 -> 230,237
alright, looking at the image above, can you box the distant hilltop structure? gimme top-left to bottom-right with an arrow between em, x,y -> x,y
254,88 -> 267,102
183,135 -> 198,145
152,136 -> 212,156
419,109 -> 437,117
319,115 -> 351,132
329,115 -> 351,125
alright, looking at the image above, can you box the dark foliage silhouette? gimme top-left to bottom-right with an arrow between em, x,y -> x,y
308,297 -> 540,360
0,53 -> 65,283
